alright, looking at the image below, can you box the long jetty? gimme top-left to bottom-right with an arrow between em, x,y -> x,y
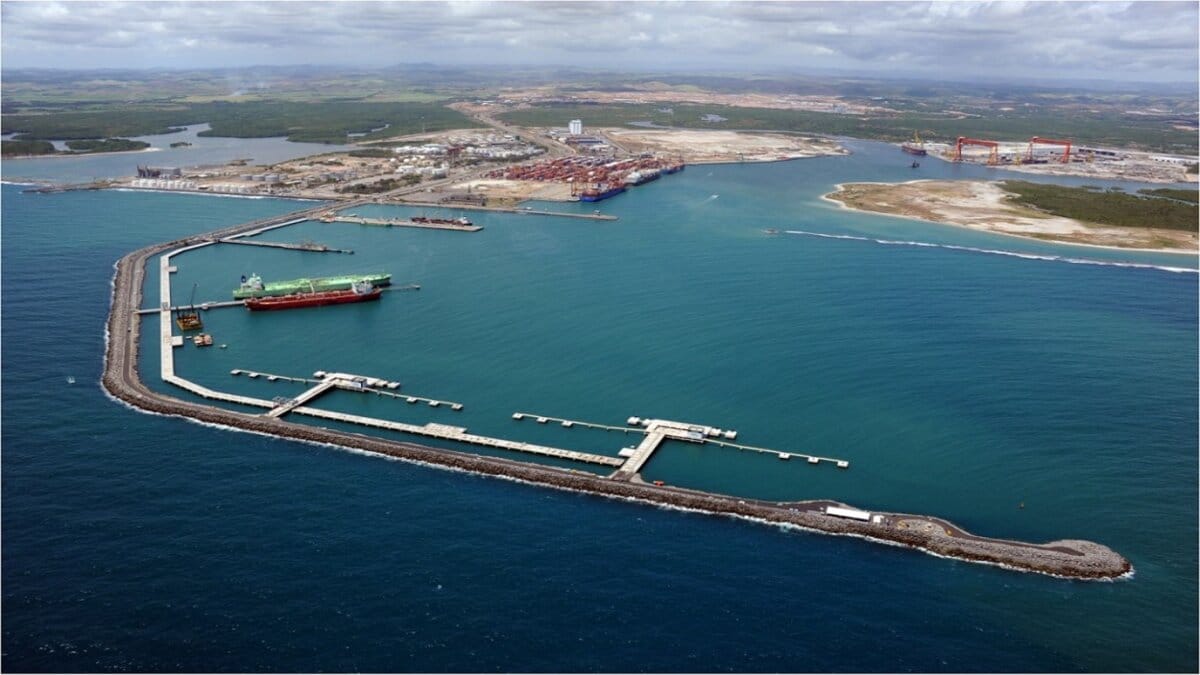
329,215 -> 482,232
390,200 -> 619,221
101,200 -> 1131,581
218,238 -> 354,254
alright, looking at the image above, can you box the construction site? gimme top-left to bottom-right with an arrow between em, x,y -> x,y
909,134 -> 1196,184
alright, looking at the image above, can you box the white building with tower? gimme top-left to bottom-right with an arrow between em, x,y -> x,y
568,119 -> 583,135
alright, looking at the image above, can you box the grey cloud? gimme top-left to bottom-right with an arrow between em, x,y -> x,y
1,1 -> 1195,82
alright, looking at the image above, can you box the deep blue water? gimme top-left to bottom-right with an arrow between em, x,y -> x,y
3,141 -> 1197,672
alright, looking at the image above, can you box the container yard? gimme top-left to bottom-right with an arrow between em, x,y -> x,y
485,154 -> 684,201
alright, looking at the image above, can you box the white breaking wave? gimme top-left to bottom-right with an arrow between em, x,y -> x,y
783,229 -> 1198,275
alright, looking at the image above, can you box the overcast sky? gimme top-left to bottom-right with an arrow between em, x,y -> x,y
2,1 -> 1197,83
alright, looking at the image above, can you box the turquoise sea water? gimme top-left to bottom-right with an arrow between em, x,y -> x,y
3,139 -> 1197,671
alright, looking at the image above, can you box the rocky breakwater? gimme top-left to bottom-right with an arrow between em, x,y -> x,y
102,214 -> 1132,581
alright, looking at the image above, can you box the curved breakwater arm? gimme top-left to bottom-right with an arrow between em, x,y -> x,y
101,208 -> 1132,581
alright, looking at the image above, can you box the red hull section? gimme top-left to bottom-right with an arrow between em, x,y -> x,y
245,288 -> 382,311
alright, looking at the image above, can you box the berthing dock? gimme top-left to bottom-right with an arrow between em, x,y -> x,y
103,202 -> 1132,581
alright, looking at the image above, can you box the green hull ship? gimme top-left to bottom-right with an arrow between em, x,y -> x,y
233,273 -> 392,299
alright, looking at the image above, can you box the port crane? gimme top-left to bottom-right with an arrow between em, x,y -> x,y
1026,136 -> 1073,163
954,137 -> 1000,165
174,283 -> 203,331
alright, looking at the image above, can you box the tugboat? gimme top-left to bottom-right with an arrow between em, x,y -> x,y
244,280 -> 382,311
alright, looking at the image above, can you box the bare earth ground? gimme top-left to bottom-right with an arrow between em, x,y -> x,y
826,180 -> 1198,252
921,143 -> 1196,184
603,128 -> 846,164
991,159 -> 1197,185
489,85 -> 895,115
450,178 -> 576,203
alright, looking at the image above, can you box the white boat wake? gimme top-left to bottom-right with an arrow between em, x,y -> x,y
783,230 -> 1198,274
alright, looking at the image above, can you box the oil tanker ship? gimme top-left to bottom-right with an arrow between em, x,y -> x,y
244,281 -> 382,311
233,272 -> 391,299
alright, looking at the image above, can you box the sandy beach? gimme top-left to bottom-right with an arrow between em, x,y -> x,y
824,179 -> 1197,253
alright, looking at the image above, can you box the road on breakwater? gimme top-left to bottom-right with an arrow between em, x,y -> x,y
101,203 -> 1133,581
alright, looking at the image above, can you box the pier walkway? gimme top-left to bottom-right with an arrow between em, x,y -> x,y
389,201 -> 618,221
220,368 -> 615,466
290,407 -> 623,467
613,430 -> 667,479
267,380 -> 337,418
329,216 -> 482,232
218,238 -> 354,254
151,200 -> 841,476
516,412 -> 850,478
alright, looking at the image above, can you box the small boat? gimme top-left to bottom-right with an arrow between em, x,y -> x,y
245,280 -> 382,311
193,333 -> 214,347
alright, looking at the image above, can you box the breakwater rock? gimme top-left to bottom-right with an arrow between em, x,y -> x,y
101,208 -> 1132,581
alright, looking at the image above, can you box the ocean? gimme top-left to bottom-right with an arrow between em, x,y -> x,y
3,139 -> 1197,672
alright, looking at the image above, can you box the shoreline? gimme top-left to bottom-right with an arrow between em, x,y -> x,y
820,180 -> 1198,256
3,146 -> 162,161
99,204 -> 1132,581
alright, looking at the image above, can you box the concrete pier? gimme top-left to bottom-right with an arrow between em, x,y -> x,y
612,430 -> 667,480
516,412 -> 850,477
389,200 -> 618,221
329,215 -> 482,232
102,201 -> 1134,581
290,407 -> 623,467
266,380 -> 337,418
218,238 -> 354,254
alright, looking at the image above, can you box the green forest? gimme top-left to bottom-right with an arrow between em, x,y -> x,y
64,138 -> 150,153
1,139 -> 57,156
1001,181 -> 1199,230
2,101 -> 482,144
498,103 -> 1198,155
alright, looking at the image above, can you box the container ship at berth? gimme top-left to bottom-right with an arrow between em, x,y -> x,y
233,272 -> 391,299
625,169 -> 662,186
245,281 -> 382,311
579,183 -> 626,202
